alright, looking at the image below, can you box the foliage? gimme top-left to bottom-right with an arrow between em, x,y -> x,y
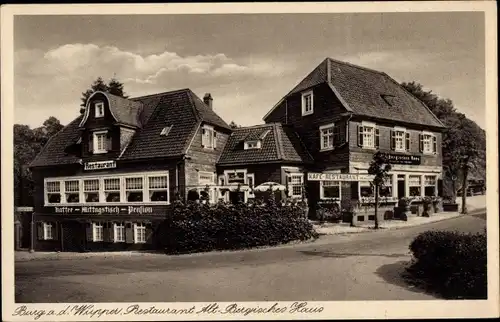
161,200 -> 318,254
368,151 -> 392,229
406,230 -> 487,299
14,117 -> 65,206
316,201 -> 342,222
80,77 -> 129,113
229,121 -> 241,129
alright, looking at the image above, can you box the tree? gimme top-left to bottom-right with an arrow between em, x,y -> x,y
80,77 -> 128,114
368,152 -> 392,229
229,121 -> 240,129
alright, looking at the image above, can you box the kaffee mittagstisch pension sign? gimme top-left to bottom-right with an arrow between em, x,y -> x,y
84,160 -> 116,171
50,205 -> 155,215
307,173 -> 375,181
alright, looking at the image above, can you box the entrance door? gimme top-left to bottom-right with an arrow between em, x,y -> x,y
62,221 -> 85,252
397,175 -> 406,199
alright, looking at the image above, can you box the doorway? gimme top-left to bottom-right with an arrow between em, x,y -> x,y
397,175 -> 406,199
61,221 -> 85,252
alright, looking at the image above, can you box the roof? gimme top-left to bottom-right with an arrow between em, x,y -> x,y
217,123 -> 313,166
265,57 -> 446,129
30,88 -> 231,167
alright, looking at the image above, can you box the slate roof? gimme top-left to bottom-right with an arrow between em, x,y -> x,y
107,93 -> 143,128
30,89 -> 231,167
266,57 -> 445,129
217,123 -> 313,166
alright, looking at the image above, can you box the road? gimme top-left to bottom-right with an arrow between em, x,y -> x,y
15,211 -> 486,303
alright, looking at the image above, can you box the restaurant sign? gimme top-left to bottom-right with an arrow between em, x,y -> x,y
48,205 -> 157,215
307,173 -> 375,182
380,153 -> 421,165
84,160 -> 117,171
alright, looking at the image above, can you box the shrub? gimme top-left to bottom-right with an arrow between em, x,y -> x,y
161,200 -> 318,254
406,230 -> 487,299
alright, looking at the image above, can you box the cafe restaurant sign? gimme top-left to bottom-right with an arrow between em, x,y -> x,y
84,160 -> 116,171
307,173 -> 375,182
49,205 -> 155,215
380,153 -> 421,165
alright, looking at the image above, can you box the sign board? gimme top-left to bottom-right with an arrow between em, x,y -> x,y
84,161 -> 116,171
47,205 -> 157,215
380,153 -> 421,165
307,173 -> 375,182
15,206 -> 34,212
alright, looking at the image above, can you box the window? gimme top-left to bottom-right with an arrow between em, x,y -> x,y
409,175 -> 422,197
93,222 -> 103,242
227,171 -> 246,184
420,133 -> 437,154
104,178 -> 121,202
380,175 -> 393,198
46,181 -> 61,204
95,102 -> 105,118
126,177 -> 143,202
202,125 -> 217,149
391,128 -> 409,152
93,131 -> 108,154
134,223 -> 146,243
247,173 -> 255,198
148,175 -> 168,202
84,179 -> 100,203
43,222 -> 54,240
64,180 -> 80,203
114,222 -> 125,242
244,140 -> 261,150
358,123 -> 378,149
321,181 -> 340,199
288,173 -> 304,198
359,181 -> 374,198
301,90 -> 313,116
160,125 -> 172,136
320,124 -> 341,150
424,175 -> 437,196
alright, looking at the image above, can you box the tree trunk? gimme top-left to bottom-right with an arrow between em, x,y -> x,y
461,167 -> 468,214
374,185 -> 379,229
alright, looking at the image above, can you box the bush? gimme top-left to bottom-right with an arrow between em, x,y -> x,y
406,230 -> 487,299
161,200 -> 318,254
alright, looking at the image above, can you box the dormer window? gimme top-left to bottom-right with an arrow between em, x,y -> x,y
381,94 -> 396,106
92,130 -> 108,154
301,90 -> 314,116
160,125 -> 173,136
95,102 -> 105,118
244,140 -> 261,150
202,125 -> 217,149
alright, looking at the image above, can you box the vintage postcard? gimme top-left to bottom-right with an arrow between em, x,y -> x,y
1,1 -> 498,321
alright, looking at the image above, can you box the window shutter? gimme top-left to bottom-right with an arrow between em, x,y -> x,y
419,134 -> 423,152
103,222 -> 110,242
109,223 -> 115,243
52,222 -> 59,241
37,222 -> 44,241
146,224 -> 153,245
405,132 -> 411,151
432,136 -> 437,154
201,129 -> 206,147
390,130 -> 395,150
125,222 -> 134,244
351,182 -> 359,200
375,128 -> 380,148
333,126 -> 340,145
106,136 -> 112,151
357,125 -> 363,147
88,136 -> 94,153
86,222 -> 93,242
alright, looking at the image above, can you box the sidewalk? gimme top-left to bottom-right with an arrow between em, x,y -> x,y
15,249 -> 166,262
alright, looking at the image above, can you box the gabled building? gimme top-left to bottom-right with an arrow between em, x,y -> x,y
263,57 -> 446,208
29,89 -> 231,251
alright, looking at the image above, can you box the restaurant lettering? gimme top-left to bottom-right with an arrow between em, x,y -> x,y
380,153 -> 421,165
307,173 -> 375,181
52,205 -> 154,215
84,161 -> 117,171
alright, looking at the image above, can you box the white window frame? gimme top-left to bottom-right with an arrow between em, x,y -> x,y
147,174 -> 169,203
160,125 -> 173,136
64,180 -> 80,204
45,181 -> 62,205
134,223 -> 146,244
244,140 -> 261,150
43,222 -> 54,240
301,90 -> 314,116
114,222 -> 125,243
95,102 -> 105,118
288,173 -> 304,199
320,180 -> 341,200
361,122 -> 376,149
93,130 -> 108,154
393,127 -> 407,152
320,123 -> 338,151
125,176 -> 144,203
43,171 -> 170,206
409,175 -> 422,197
202,125 -> 216,149
93,222 -> 104,242
421,132 -> 435,155
247,173 -> 255,198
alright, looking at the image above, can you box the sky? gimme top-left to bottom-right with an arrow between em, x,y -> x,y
13,12 -> 486,129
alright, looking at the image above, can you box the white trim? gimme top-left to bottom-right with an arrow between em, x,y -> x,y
361,121 -> 376,127
114,222 -> 125,243
287,172 -> 304,199
94,101 -> 105,118
92,130 -> 108,154
421,131 -> 436,155
301,90 -> 314,116
92,222 -> 104,242
198,171 -> 216,185
319,123 -> 336,151
320,180 -> 341,200
244,140 -> 261,150
246,173 -> 255,198
392,127 -> 407,152
42,222 -> 54,240
134,223 -> 147,244
201,124 -> 216,149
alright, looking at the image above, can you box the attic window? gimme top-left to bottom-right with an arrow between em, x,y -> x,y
244,140 -> 261,150
381,94 -> 396,106
95,102 -> 105,118
259,129 -> 271,140
160,125 -> 173,136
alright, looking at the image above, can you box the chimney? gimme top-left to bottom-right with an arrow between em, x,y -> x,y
203,93 -> 213,109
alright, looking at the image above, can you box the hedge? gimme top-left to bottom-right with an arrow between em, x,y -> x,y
160,200 -> 318,254
406,230 -> 487,299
